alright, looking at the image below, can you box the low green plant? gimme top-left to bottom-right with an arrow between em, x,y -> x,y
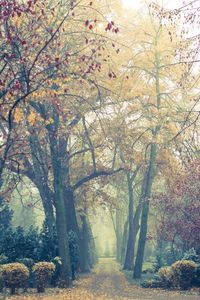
68,230 -> 79,280
17,258 -> 35,288
193,264 -> 200,287
0,265 -> 4,292
182,248 -> 199,263
141,279 -> 163,288
0,255 -> 8,265
51,256 -> 62,286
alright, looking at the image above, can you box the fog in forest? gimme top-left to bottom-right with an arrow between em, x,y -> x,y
0,0 -> 199,299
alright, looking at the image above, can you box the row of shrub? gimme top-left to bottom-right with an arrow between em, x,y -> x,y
154,245 -> 200,272
0,221 -> 80,275
0,223 -> 58,263
0,261 -> 56,295
142,260 -> 200,290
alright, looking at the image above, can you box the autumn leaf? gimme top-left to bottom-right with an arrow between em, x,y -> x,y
14,108 -> 24,123
28,111 -> 36,126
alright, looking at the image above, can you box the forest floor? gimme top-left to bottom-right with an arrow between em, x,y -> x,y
4,258 -> 200,300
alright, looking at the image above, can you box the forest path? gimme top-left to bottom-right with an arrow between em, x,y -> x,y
87,258 -> 199,300
7,258 -> 200,300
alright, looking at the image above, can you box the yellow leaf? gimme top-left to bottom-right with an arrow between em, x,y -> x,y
45,118 -> 54,125
28,111 -> 36,126
14,108 -> 24,123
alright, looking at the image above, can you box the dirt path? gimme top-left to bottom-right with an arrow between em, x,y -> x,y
6,258 -> 200,300
87,258 -> 200,300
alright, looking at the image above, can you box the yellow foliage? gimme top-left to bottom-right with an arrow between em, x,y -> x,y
14,108 -> 24,123
1,263 -> 29,288
45,118 -> 54,125
28,111 -> 36,126
32,262 -> 55,284
12,15 -> 23,27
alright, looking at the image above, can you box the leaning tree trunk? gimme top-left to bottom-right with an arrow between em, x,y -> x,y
27,124 -> 55,235
37,183 -> 55,236
123,173 -> 134,270
133,143 -> 157,278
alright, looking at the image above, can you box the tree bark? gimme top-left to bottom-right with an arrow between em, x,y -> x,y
49,131 -> 72,286
63,187 -> 85,272
116,208 -> 123,262
55,190 -> 71,286
27,122 -> 55,235
121,219 -> 128,265
80,214 -> 90,273
133,143 -> 157,278
87,222 -> 98,267
123,173 -> 134,270
37,183 -> 55,235
64,188 -> 79,235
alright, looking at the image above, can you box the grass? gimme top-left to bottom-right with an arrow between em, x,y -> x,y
122,261 -> 155,286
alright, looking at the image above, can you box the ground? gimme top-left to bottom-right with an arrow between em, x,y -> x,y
5,258 -> 200,300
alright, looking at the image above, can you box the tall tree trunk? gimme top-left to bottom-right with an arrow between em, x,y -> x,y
121,219 -> 128,265
123,173 -> 134,270
64,188 -> 79,234
133,143 -> 157,278
131,203 -> 142,266
49,133 -> 72,286
63,188 -> 85,272
54,184 -> 71,285
38,183 -> 55,235
116,208 -> 123,262
133,45 -> 161,278
80,214 -> 90,273
87,222 -> 98,267
27,123 -> 55,235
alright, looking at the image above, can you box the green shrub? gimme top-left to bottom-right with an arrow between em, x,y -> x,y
141,279 -> 163,288
51,257 -> 62,286
39,221 -> 58,261
0,265 -> 4,292
17,258 -> 34,269
32,262 -> 55,293
1,263 -> 29,294
68,230 -> 79,280
172,260 -> 197,290
142,268 -> 155,274
17,258 -> 35,288
158,266 -> 173,288
163,247 -> 181,266
0,255 -> 8,265
193,264 -> 200,287
182,248 -> 199,263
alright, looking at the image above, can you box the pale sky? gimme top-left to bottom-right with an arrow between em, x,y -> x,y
122,0 -> 184,9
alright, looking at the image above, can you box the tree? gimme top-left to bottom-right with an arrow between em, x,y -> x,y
110,4 -> 200,277
153,157 -> 200,255
2,0 -> 122,285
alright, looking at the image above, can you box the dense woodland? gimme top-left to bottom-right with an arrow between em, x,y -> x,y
0,0 -> 199,298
